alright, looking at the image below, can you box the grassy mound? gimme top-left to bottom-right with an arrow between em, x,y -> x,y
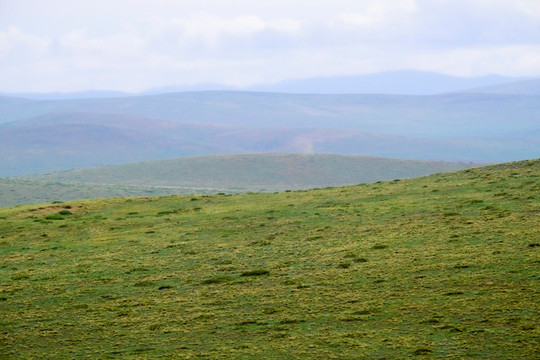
0,159 -> 538,358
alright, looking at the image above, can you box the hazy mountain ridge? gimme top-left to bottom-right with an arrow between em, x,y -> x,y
2,91 -> 538,137
1,110 -> 536,177
0,72 -> 538,176
1,70 -> 528,99
246,70 -> 525,95
464,78 -> 540,95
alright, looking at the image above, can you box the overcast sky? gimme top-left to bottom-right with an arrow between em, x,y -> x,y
1,0 -> 539,92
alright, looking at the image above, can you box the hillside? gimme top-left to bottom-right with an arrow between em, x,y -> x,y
1,90 -> 539,176
1,159 -> 538,358
1,154 -> 477,207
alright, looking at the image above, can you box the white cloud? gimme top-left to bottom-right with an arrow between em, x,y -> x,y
0,0 -> 539,92
0,27 -> 49,60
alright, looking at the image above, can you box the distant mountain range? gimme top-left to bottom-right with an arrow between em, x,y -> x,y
0,72 -> 538,177
0,153 -> 477,207
247,70 -> 532,95
1,70 -> 535,99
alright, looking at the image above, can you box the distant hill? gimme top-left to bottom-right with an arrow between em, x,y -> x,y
2,92 -> 537,138
466,78 -> 540,95
2,70 -> 527,99
247,70 -> 524,95
1,89 -> 538,176
0,111 -> 535,177
0,153 -> 477,207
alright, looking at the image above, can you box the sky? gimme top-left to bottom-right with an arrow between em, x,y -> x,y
1,0 -> 540,92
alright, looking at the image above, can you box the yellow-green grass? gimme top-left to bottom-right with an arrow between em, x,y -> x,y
1,159 -> 539,359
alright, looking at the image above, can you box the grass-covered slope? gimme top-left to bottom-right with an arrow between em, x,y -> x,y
0,153 -> 477,208
1,159 -> 539,359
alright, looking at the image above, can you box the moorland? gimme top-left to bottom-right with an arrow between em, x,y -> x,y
1,159 -> 538,359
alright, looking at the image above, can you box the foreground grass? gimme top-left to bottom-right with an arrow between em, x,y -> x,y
0,159 -> 539,359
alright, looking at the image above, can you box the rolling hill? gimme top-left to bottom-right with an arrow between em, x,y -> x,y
1,158 -> 538,358
1,154 -> 477,207
1,86 -> 539,176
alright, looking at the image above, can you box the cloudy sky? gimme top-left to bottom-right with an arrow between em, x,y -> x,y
1,0 -> 539,92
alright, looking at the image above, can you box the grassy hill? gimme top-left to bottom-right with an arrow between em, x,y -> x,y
1,154 -> 477,207
1,159 -> 538,358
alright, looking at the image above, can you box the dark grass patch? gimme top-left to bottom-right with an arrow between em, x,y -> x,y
125,267 -> 149,274
236,320 -> 258,326
279,318 -> 306,325
413,348 -> 432,356
439,325 -> 464,332
240,269 -> 270,277
202,275 -> 235,284
372,244 -> 388,249
444,291 -> 464,296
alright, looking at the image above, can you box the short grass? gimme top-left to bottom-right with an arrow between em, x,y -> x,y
0,159 -> 539,359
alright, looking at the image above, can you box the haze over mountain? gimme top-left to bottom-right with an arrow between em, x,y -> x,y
0,76 -> 538,177
1,71 -> 530,100
246,71 -> 528,95
466,78 -> 540,95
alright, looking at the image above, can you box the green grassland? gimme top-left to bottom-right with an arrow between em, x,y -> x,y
1,153 -> 477,208
0,178 -> 215,209
1,159 -> 539,358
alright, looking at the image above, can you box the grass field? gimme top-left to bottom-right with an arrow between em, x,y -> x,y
1,153 -> 477,208
1,159 -> 539,358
